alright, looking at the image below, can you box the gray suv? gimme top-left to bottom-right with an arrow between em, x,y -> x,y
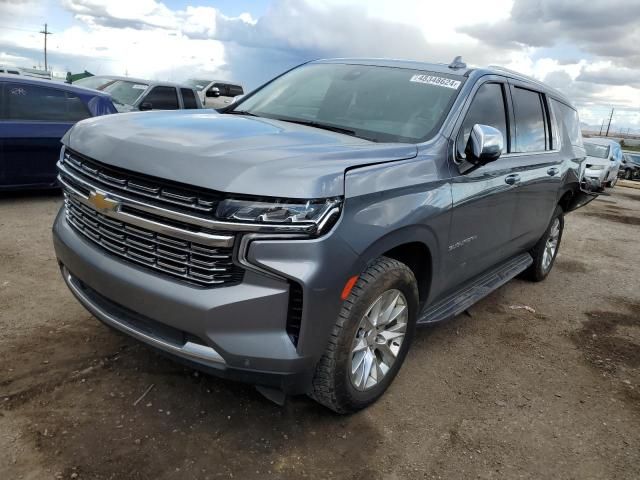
52,58 -> 592,413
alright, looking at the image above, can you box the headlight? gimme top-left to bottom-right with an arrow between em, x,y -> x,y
216,197 -> 342,234
586,165 -> 605,170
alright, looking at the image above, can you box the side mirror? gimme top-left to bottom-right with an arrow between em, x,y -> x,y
466,123 -> 503,161
139,102 -> 153,111
206,87 -> 220,98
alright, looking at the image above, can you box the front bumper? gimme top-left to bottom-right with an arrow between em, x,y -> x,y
53,208 -> 358,394
584,168 -> 607,186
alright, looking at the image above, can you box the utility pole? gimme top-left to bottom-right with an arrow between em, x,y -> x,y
605,108 -> 614,137
39,23 -> 53,71
599,119 -> 605,136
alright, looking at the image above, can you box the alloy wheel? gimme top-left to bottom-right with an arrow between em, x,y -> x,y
349,289 -> 408,391
542,218 -> 560,272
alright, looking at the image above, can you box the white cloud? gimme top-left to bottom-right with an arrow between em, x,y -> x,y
0,0 -> 638,128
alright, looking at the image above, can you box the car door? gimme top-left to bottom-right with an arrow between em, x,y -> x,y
139,86 -> 180,110
444,77 -> 521,291
1,82 -> 90,188
204,83 -> 228,108
0,82 -> 5,184
609,144 -> 622,179
505,82 -> 563,251
205,83 -> 244,108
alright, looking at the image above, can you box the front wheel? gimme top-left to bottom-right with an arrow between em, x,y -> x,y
524,206 -> 564,282
310,257 -> 418,413
608,176 -> 618,187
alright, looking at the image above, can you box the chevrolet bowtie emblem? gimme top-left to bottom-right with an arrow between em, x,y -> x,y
88,190 -> 118,212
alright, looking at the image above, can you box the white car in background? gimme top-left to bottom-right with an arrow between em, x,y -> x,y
184,79 -> 244,108
74,76 -> 201,112
583,138 -> 622,189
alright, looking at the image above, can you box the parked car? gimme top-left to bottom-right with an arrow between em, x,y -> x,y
0,65 -> 21,75
0,74 -> 117,190
620,152 -> 640,180
583,138 -> 622,189
53,58 -> 593,413
185,79 -> 244,108
74,75 -> 202,112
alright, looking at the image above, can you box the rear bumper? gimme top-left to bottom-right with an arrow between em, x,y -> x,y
52,208 -> 358,394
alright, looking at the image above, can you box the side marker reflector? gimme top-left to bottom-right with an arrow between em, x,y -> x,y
341,275 -> 359,300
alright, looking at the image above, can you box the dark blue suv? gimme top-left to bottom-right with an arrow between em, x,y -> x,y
0,75 -> 117,190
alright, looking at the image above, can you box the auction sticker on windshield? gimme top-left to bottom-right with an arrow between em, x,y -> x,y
410,74 -> 461,89
132,84 -> 147,90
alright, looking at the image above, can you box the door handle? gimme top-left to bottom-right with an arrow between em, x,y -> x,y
547,167 -> 560,176
505,174 -> 521,185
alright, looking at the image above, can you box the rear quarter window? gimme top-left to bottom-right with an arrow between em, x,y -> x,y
228,84 -> 244,97
551,99 -> 583,148
5,83 -> 91,121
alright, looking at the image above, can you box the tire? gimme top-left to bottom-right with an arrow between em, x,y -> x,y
607,176 -> 618,188
524,206 -> 564,282
624,169 -> 633,180
310,257 -> 419,413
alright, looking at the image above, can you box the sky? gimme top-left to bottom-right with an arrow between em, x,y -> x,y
1,0 -> 639,131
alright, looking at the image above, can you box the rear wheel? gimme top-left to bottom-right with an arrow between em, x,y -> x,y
524,206 -> 564,282
310,257 -> 418,413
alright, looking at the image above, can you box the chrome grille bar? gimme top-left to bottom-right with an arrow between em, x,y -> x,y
64,194 -> 243,287
58,173 -> 234,248
63,150 -> 219,212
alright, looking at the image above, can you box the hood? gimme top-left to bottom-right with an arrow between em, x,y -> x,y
64,110 -> 418,198
584,155 -> 610,167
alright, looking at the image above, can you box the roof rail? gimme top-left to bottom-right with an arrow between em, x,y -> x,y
486,64 -> 570,101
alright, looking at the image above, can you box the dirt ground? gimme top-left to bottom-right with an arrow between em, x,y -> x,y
1,187 -> 639,480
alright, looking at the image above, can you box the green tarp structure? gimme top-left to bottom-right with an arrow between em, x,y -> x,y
66,70 -> 93,83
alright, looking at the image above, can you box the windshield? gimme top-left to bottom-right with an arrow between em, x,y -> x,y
73,76 -> 114,90
233,63 -> 464,143
584,143 -> 610,159
102,80 -> 149,106
185,79 -> 211,91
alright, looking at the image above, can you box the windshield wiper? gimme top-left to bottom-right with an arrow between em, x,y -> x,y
274,118 -> 357,136
227,110 -> 260,117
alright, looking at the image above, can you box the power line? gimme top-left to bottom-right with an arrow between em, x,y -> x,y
0,25 -> 41,33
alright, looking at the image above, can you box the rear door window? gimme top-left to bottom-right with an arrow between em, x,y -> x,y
6,83 -> 91,121
457,82 -> 509,156
180,88 -> 198,109
143,86 -> 179,110
511,87 -> 547,152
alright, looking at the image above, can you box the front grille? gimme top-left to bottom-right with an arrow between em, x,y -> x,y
64,194 -> 243,287
62,149 -> 222,214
